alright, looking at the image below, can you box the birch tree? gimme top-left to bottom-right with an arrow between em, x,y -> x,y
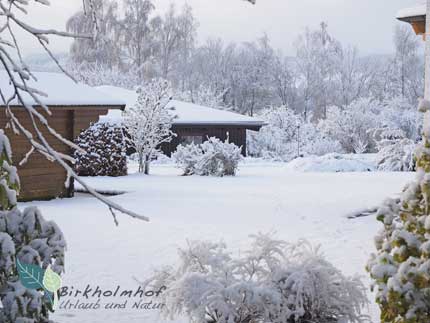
123,79 -> 175,174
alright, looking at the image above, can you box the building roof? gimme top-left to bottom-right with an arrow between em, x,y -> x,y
0,71 -> 126,108
396,5 -> 425,21
96,85 -> 266,128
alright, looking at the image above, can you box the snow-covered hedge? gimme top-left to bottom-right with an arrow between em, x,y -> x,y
147,233 -> 368,323
74,122 -> 127,177
0,130 -> 66,322
173,137 -> 242,176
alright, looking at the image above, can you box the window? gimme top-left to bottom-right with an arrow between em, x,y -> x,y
181,135 -> 203,145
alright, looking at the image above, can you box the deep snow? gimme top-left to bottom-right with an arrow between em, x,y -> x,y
19,162 -> 414,323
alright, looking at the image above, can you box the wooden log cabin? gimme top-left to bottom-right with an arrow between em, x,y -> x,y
0,72 -> 125,201
96,86 -> 265,156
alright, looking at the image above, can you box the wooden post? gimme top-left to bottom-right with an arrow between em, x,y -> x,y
426,0 -> 430,100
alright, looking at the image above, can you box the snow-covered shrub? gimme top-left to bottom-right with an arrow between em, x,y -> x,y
380,97 -> 420,141
172,137 -> 242,176
147,233 -> 368,323
0,130 -> 66,322
74,122 -> 127,177
247,107 -> 299,161
197,137 -> 242,176
374,128 -> 416,172
319,98 -> 382,153
248,107 -> 343,161
171,143 -> 202,176
367,101 -> 430,322
301,122 -> 344,156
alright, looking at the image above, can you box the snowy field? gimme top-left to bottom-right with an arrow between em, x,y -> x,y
19,162 -> 414,323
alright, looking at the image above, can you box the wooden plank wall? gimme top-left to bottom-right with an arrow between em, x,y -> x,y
162,126 -> 247,156
0,107 -> 109,201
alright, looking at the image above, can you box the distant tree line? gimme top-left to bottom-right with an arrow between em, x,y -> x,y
67,1 -> 424,120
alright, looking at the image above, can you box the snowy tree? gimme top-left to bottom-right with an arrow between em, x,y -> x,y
271,54 -> 298,109
67,0 -> 122,67
146,234 -> 368,323
69,62 -> 141,89
123,79 -> 175,174
392,25 -> 423,103
121,0 -> 159,80
295,23 -> 341,120
175,84 -> 225,109
75,122 -> 128,177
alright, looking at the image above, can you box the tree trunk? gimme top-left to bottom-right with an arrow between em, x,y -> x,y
138,152 -> 144,173
144,155 -> 150,175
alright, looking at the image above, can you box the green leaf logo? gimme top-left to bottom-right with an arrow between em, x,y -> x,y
43,267 -> 62,310
16,260 -> 62,311
16,259 -> 45,290
43,267 -> 62,292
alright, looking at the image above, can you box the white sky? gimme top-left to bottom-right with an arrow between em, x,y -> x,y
20,0 -> 423,56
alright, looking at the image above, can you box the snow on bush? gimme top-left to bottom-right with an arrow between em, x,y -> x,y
367,106 -> 430,322
373,128 -> 416,172
319,98 -> 382,154
146,233 -> 369,323
248,107 -> 343,161
74,122 -> 127,177
0,130 -> 66,322
173,137 -> 242,176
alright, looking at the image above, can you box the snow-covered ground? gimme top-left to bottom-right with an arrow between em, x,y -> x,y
19,161 -> 414,323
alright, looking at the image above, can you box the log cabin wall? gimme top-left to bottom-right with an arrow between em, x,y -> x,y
0,106 -> 111,201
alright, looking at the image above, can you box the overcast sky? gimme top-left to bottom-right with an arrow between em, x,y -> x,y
22,0 -> 423,57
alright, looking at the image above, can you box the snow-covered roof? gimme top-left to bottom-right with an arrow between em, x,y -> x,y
96,85 -> 265,127
396,5 -> 426,20
0,71 -> 126,107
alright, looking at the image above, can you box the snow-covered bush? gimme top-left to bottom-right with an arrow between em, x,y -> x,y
171,143 -> 202,176
147,233 -> 368,323
367,100 -> 430,323
248,107 -> 343,161
373,128 -> 416,172
74,122 -> 127,177
0,131 -> 66,322
319,98 -> 382,153
247,107 -> 299,161
172,137 -> 242,176
380,97 -> 420,141
123,79 -> 175,174
301,122 -> 344,156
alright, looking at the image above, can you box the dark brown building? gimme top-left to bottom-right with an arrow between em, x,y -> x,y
0,72 -> 125,201
162,123 -> 262,156
96,86 -> 265,156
